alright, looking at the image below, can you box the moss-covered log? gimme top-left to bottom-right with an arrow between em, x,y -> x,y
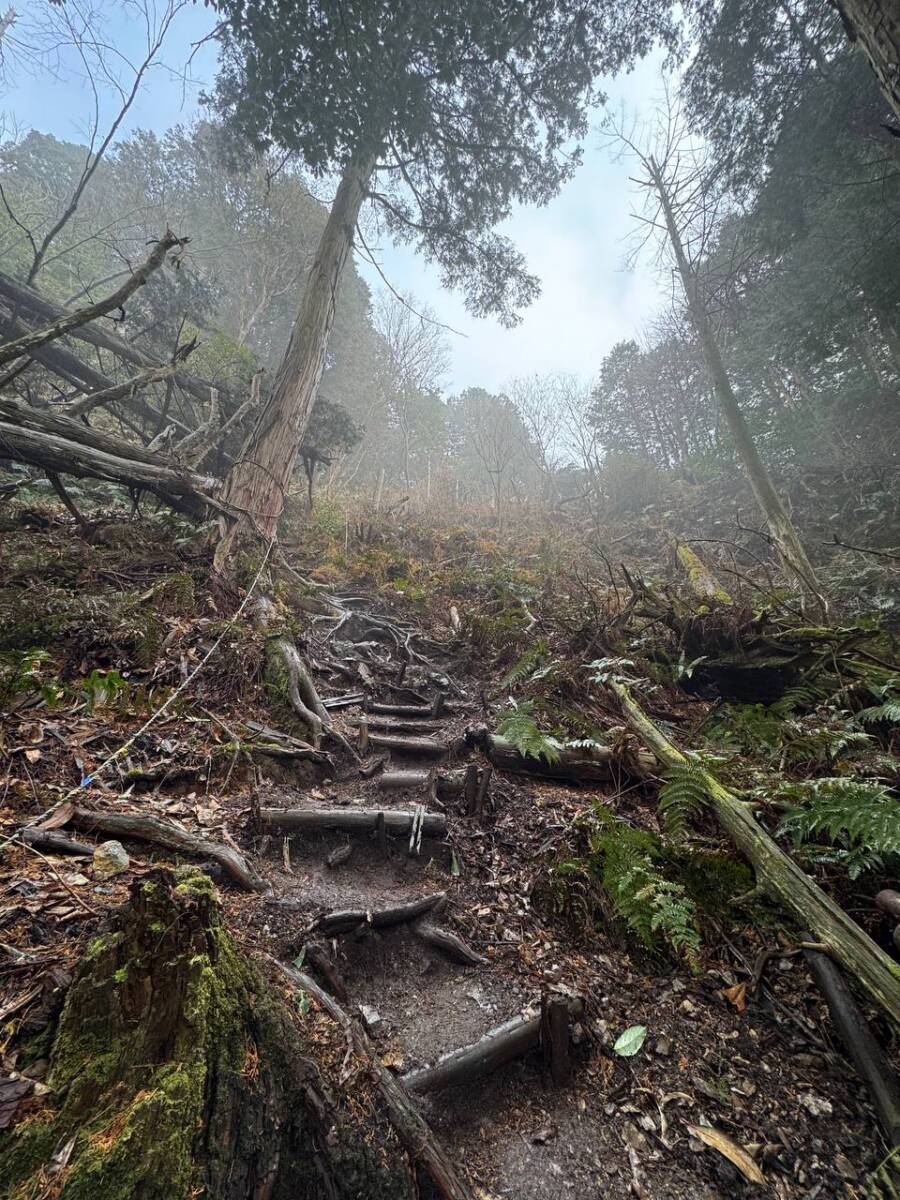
611,681 -> 900,1027
0,870 -> 414,1200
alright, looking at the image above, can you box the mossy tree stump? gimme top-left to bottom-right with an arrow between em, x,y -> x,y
0,870 -> 413,1199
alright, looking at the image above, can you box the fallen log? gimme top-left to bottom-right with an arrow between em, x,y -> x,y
21,827 -> 94,857
0,232 -> 183,369
352,715 -> 445,735
804,943 -> 900,1146
401,994 -> 584,1094
272,960 -> 476,1200
367,700 -> 440,718
367,731 -> 449,757
258,806 -> 447,838
376,767 -> 469,799
0,267 -> 224,407
0,415 -> 217,516
66,807 -> 268,893
468,725 -> 654,784
314,893 -> 446,936
610,681 -> 900,1026
413,920 -> 486,965
63,360 -> 182,419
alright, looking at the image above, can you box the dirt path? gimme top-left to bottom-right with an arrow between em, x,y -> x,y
216,595 -> 885,1200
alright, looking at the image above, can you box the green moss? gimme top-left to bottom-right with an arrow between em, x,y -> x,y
0,870 -> 414,1200
671,848 -> 754,913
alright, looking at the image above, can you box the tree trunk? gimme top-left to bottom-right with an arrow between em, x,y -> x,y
649,158 -> 827,618
0,870 -> 415,1199
833,0 -> 900,120
216,156 -> 375,566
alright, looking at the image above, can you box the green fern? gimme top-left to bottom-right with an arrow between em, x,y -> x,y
771,680 -> 832,717
778,777 -> 900,879
496,701 -> 561,763
590,810 -> 701,969
658,759 -> 710,841
500,639 -> 552,688
855,700 -> 900,728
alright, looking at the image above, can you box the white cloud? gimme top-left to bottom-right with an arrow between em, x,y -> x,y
357,55 -> 671,392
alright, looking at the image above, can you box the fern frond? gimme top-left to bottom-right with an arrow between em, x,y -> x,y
854,701 -> 900,728
778,777 -> 900,878
658,760 -> 709,841
496,701 -> 562,764
592,817 -> 701,968
500,639 -> 552,688
771,681 -> 831,717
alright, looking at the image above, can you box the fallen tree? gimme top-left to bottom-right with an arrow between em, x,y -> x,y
0,232 -> 184,370
0,265 -> 225,406
0,396 -> 221,515
467,724 -> 655,784
610,680 -> 900,1027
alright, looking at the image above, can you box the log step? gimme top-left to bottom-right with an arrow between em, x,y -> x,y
367,732 -> 449,757
258,806 -> 447,837
401,994 -> 584,1094
368,698 -> 445,718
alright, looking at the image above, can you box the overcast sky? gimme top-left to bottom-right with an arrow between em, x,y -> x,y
10,1 -> 669,393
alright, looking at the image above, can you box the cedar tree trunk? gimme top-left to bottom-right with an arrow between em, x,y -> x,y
216,155 -> 375,568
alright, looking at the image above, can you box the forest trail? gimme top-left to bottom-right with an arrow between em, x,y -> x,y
207,578 -> 884,1199
2,513 -> 897,1198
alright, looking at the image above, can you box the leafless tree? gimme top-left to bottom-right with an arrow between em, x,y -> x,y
0,0 -> 191,283
373,290 -> 449,490
603,78 -> 827,615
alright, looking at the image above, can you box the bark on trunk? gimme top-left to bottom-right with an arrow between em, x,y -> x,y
611,680 -> 900,1027
216,156 -> 374,565
649,158 -> 827,617
834,0 -> 900,120
0,871 -> 415,1199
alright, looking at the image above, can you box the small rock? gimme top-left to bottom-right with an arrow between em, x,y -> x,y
531,1125 -> 557,1144
680,997 -> 697,1015
93,840 -> 129,879
359,1005 -> 383,1035
64,873 -> 89,886
654,1036 -> 673,1056
834,1153 -> 857,1181
799,1092 -> 833,1118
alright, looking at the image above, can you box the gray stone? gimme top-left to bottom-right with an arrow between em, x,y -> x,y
359,1004 -> 383,1035
93,840 -> 130,878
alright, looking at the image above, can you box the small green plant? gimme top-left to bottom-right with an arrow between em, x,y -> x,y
500,638 -> 553,688
589,808 -> 701,969
658,758 -> 710,841
80,668 -> 129,712
0,649 -> 64,708
777,777 -> 900,879
497,700 -> 561,763
855,699 -> 900,728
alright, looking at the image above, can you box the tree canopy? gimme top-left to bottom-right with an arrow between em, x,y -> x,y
212,0 -> 671,324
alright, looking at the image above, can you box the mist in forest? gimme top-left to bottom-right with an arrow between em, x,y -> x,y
2,4 -> 900,1197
